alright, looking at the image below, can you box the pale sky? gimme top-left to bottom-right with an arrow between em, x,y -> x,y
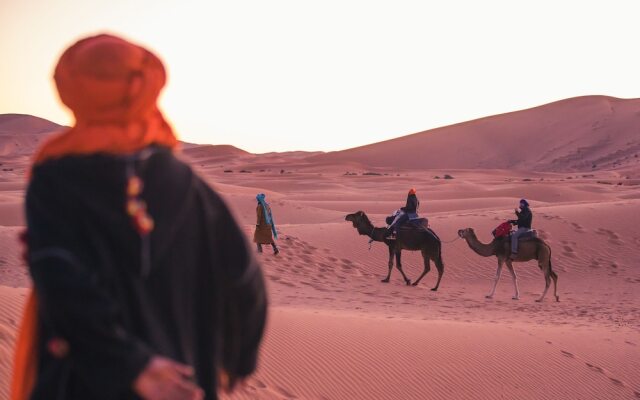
1,0 -> 639,153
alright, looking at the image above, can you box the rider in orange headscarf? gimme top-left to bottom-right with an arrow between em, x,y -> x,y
386,188 -> 420,239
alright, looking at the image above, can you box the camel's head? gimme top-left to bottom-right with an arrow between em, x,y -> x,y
345,211 -> 366,227
457,228 -> 475,239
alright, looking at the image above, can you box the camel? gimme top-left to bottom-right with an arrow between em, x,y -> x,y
457,228 -> 559,302
345,211 -> 444,291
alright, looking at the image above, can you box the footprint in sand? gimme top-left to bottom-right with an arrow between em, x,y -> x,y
609,378 -> 625,386
585,362 -> 605,373
595,228 -> 621,244
561,350 -> 575,358
275,386 -> 298,399
562,245 -> 576,258
571,222 -> 585,233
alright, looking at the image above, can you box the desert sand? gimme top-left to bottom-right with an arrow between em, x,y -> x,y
1,99 -> 639,399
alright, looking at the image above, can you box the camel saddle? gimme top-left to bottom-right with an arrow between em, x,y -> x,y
399,218 -> 440,241
398,218 -> 429,231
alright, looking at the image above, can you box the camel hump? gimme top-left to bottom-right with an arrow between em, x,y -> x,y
518,229 -> 539,241
399,219 -> 440,242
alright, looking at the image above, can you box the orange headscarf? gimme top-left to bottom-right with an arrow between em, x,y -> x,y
34,33 -> 178,164
12,33 -> 178,400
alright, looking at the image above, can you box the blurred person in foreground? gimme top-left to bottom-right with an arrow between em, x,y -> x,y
11,33 -> 267,400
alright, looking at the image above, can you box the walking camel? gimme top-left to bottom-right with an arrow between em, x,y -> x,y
457,228 -> 559,302
345,211 -> 444,291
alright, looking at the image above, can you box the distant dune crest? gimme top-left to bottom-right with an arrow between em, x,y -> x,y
0,114 -> 65,157
310,96 -> 640,172
2,96 -> 639,171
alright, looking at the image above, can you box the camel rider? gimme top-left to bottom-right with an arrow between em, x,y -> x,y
509,198 -> 532,257
386,188 -> 420,239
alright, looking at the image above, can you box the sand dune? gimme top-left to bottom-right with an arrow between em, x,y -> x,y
0,114 -> 64,157
0,107 -> 639,399
181,143 -> 252,161
309,96 -> 640,172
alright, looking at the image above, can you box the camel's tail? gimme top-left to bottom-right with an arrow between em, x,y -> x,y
434,235 -> 445,273
546,244 -> 559,301
424,228 -> 444,271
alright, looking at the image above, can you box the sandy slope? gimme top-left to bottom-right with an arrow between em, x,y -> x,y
309,96 -> 640,172
222,309 -> 639,400
0,110 -> 639,399
0,114 -> 63,157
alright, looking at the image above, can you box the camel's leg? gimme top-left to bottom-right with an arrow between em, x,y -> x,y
537,260 -> 552,302
395,251 -> 412,285
505,261 -> 520,300
412,249 -> 431,287
486,259 -> 503,299
550,270 -> 559,302
382,245 -> 394,283
548,252 -> 559,302
536,259 -> 550,302
431,252 -> 444,292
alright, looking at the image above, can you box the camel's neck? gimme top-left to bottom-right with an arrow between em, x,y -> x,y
369,227 -> 387,242
356,221 -> 386,242
464,234 -> 495,257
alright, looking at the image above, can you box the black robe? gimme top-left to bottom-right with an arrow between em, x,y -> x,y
25,146 -> 267,400
402,194 -> 419,214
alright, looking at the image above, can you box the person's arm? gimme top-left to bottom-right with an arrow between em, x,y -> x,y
214,200 -> 267,388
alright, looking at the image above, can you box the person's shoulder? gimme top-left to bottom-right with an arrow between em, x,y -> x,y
28,156 -> 99,195
30,152 -> 129,191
